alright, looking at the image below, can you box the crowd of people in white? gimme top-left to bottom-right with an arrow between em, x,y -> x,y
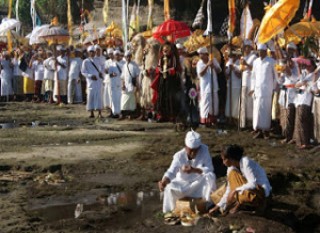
1,38 -> 320,149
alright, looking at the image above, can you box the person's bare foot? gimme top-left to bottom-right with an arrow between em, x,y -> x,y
229,203 -> 241,214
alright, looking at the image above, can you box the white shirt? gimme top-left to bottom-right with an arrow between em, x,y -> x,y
295,72 -> 315,107
108,60 -> 125,89
121,61 -> 140,93
163,144 -> 214,183
12,58 -> 22,76
278,61 -> 299,107
94,55 -> 106,72
217,156 -> 272,210
197,58 -> 221,93
81,57 -> 102,88
225,58 -> 241,89
242,53 -> 257,87
32,60 -> 44,81
251,56 -> 277,97
43,57 -> 55,80
104,58 -> 114,83
69,57 -> 83,80
57,55 -> 68,80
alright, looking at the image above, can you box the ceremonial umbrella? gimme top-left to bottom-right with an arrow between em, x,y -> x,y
183,29 -> 222,63
38,26 -> 70,104
27,24 -> 50,45
153,19 -> 191,43
0,18 -> 21,34
257,0 -> 300,44
104,21 -> 122,38
285,20 -> 320,43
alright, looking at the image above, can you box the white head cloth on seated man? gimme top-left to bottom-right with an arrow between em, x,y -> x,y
158,130 -> 217,213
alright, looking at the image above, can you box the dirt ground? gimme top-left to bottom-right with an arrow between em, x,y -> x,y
0,102 -> 320,233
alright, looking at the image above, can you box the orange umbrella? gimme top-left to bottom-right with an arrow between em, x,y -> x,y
257,0 -> 300,44
285,20 -> 320,43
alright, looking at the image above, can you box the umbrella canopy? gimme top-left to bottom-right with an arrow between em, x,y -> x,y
28,24 -> 50,45
153,19 -> 191,43
38,26 -> 69,44
257,0 -> 300,44
103,21 -> 122,38
0,30 -> 20,43
292,56 -> 311,66
0,18 -> 21,34
285,20 -> 320,43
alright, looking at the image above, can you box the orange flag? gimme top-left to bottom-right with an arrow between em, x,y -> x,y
164,0 -> 170,21
228,0 -> 236,39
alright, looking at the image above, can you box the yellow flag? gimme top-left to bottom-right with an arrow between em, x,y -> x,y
67,0 -> 73,45
164,0 -> 170,21
103,0 -> 109,25
147,0 -> 154,30
7,0 -> 13,52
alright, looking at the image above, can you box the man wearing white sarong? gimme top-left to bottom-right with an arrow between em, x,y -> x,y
196,47 -> 221,126
68,49 -> 83,104
43,50 -> 55,103
120,51 -> 140,118
249,44 -> 277,139
54,46 -> 68,104
0,52 -> 13,101
239,40 -> 257,128
81,46 -> 103,118
108,50 -> 125,118
103,48 -> 114,109
225,51 -> 241,119
158,130 -> 217,213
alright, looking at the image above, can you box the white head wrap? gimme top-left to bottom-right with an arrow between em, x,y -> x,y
243,39 -> 253,47
113,50 -> 121,56
87,45 -> 95,52
124,51 -> 132,57
56,45 -> 65,51
257,43 -> 267,51
94,44 -> 101,51
107,48 -> 114,54
185,130 -> 201,149
197,47 -> 208,54
176,43 -> 184,49
286,42 -> 297,50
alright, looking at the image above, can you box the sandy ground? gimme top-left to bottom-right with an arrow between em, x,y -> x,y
0,102 -> 320,233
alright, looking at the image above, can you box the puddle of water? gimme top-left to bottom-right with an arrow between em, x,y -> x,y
0,123 -> 17,129
28,190 -> 161,224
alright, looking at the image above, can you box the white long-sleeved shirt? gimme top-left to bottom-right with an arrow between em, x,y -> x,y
295,72 -> 316,107
251,56 -> 277,97
217,156 -> 272,210
242,53 -> 257,87
69,57 -> 83,81
43,57 -> 55,80
57,55 -> 68,80
32,60 -> 44,81
225,58 -> 241,89
163,144 -> 214,183
197,58 -> 221,93
121,61 -> 140,93
81,57 -> 102,88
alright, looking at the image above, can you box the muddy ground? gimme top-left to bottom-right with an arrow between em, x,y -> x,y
0,102 -> 319,233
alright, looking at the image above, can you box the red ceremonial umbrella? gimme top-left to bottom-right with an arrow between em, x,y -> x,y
153,19 -> 191,43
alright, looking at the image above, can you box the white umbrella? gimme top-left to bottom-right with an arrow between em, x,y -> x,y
28,24 -> 50,45
38,26 -> 69,44
0,18 -> 21,34
83,34 -> 99,45
73,22 -> 96,36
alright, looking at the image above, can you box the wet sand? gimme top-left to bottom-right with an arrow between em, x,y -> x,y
0,102 -> 319,232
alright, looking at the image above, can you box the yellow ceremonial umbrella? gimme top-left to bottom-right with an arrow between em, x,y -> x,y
183,29 -> 221,63
285,19 -> 320,44
257,0 -> 300,44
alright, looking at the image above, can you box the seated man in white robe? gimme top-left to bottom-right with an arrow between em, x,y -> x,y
158,130 -> 217,213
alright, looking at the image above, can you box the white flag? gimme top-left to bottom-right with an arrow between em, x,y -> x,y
204,0 -> 213,36
15,0 -> 20,33
240,5 -> 253,39
122,0 -> 128,51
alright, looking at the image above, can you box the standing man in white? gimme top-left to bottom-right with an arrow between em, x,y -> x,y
196,47 -> 221,126
249,44 -> 277,139
68,49 -> 83,104
81,46 -> 103,118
